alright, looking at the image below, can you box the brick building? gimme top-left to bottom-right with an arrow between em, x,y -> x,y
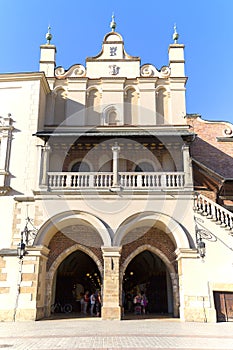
0,20 -> 233,322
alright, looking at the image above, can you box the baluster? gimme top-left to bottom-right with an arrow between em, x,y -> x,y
48,175 -> 52,188
89,174 -> 94,187
137,174 -> 142,187
210,202 -> 217,220
161,174 -> 166,187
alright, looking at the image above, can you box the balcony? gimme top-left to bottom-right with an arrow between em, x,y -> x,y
47,171 -> 185,191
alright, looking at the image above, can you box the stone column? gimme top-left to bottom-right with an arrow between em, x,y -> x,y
111,142 -> 120,187
40,145 -> 51,186
182,143 -> 193,188
101,246 -> 122,320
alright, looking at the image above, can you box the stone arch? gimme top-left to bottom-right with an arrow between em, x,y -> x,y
120,244 -> 179,317
68,159 -> 92,172
133,159 -> 162,172
102,105 -> 121,125
34,211 -> 112,247
45,244 -> 103,316
113,211 -> 191,248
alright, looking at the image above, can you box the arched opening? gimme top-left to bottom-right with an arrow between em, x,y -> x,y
53,250 -> 102,315
135,162 -> 155,172
71,161 -> 91,172
122,250 -> 173,317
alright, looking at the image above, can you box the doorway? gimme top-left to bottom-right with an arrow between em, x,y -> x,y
53,250 -> 101,314
214,291 -> 233,322
122,250 -> 173,316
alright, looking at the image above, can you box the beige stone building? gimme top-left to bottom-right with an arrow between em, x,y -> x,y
0,19 -> 233,322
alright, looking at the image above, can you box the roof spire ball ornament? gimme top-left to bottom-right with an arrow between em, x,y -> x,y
173,23 -> 179,44
46,25 -> 52,45
110,13 -> 116,32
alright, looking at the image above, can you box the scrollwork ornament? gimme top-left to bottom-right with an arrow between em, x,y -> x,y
55,67 -> 65,77
223,127 -> 233,137
160,66 -> 171,78
73,65 -> 85,77
141,65 -> 154,77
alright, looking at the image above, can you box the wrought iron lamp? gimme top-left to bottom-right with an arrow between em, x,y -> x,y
17,214 -> 38,259
17,232 -> 26,259
196,233 -> 206,259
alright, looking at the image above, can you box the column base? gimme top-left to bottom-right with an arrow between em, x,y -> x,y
101,306 -> 121,320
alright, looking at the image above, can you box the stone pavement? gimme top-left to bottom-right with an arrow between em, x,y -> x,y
0,316 -> 233,350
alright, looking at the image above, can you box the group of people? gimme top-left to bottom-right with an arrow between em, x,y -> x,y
80,290 -> 101,317
133,291 -> 148,315
123,290 -> 148,315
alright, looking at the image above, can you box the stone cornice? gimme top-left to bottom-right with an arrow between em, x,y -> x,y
0,72 -> 50,93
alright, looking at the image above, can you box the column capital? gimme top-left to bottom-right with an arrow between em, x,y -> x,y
101,246 -> 122,257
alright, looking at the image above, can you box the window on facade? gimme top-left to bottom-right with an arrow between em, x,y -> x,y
71,161 -> 90,172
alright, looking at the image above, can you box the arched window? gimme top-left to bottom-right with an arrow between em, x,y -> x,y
71,161 -> 90,172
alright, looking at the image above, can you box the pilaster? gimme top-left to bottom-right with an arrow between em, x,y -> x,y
101,246 -> 122,320
182,143 -> 193,189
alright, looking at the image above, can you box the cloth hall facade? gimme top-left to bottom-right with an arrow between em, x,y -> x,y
0,21 -> 233,322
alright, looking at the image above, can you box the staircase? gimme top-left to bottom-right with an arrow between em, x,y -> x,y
194,193 -> 233,233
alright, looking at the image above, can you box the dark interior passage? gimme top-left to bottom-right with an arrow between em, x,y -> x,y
54,250 -> 101,312
123,250 -> 172,314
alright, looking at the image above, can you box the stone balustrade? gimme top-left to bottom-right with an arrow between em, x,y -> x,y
47,171 -> 185,190
194,192 -> 233,231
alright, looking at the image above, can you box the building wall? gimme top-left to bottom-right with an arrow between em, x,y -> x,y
0,28 -> 232,323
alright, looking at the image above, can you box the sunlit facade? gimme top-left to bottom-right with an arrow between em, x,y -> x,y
0,22 -> 233,322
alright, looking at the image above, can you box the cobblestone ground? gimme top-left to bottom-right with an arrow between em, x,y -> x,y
0,316 -> 233,349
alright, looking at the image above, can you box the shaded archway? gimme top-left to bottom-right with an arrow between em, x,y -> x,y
54,250 -> 102,313
122,249 -> 174,316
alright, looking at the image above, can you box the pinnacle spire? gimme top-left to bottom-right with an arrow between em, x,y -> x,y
110,13 -> 116,32
172,23 -> 179,43
46,25 -> 52,45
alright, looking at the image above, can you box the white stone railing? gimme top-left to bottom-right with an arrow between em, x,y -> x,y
47,171 -> 185,190
194,193 -> 233,230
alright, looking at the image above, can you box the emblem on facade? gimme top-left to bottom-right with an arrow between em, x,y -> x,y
109,65 -> 120,75
110,46 -> 117,56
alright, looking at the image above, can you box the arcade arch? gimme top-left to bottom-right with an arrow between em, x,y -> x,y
45,244 -> 103,317
120,245 -> 179,317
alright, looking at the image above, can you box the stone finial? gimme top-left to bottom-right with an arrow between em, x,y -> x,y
173,23 -> 179,43
46,26 -> 52,44
110,13 -> 116,32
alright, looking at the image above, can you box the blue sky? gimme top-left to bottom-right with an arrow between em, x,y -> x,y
0,0 -> 232,123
